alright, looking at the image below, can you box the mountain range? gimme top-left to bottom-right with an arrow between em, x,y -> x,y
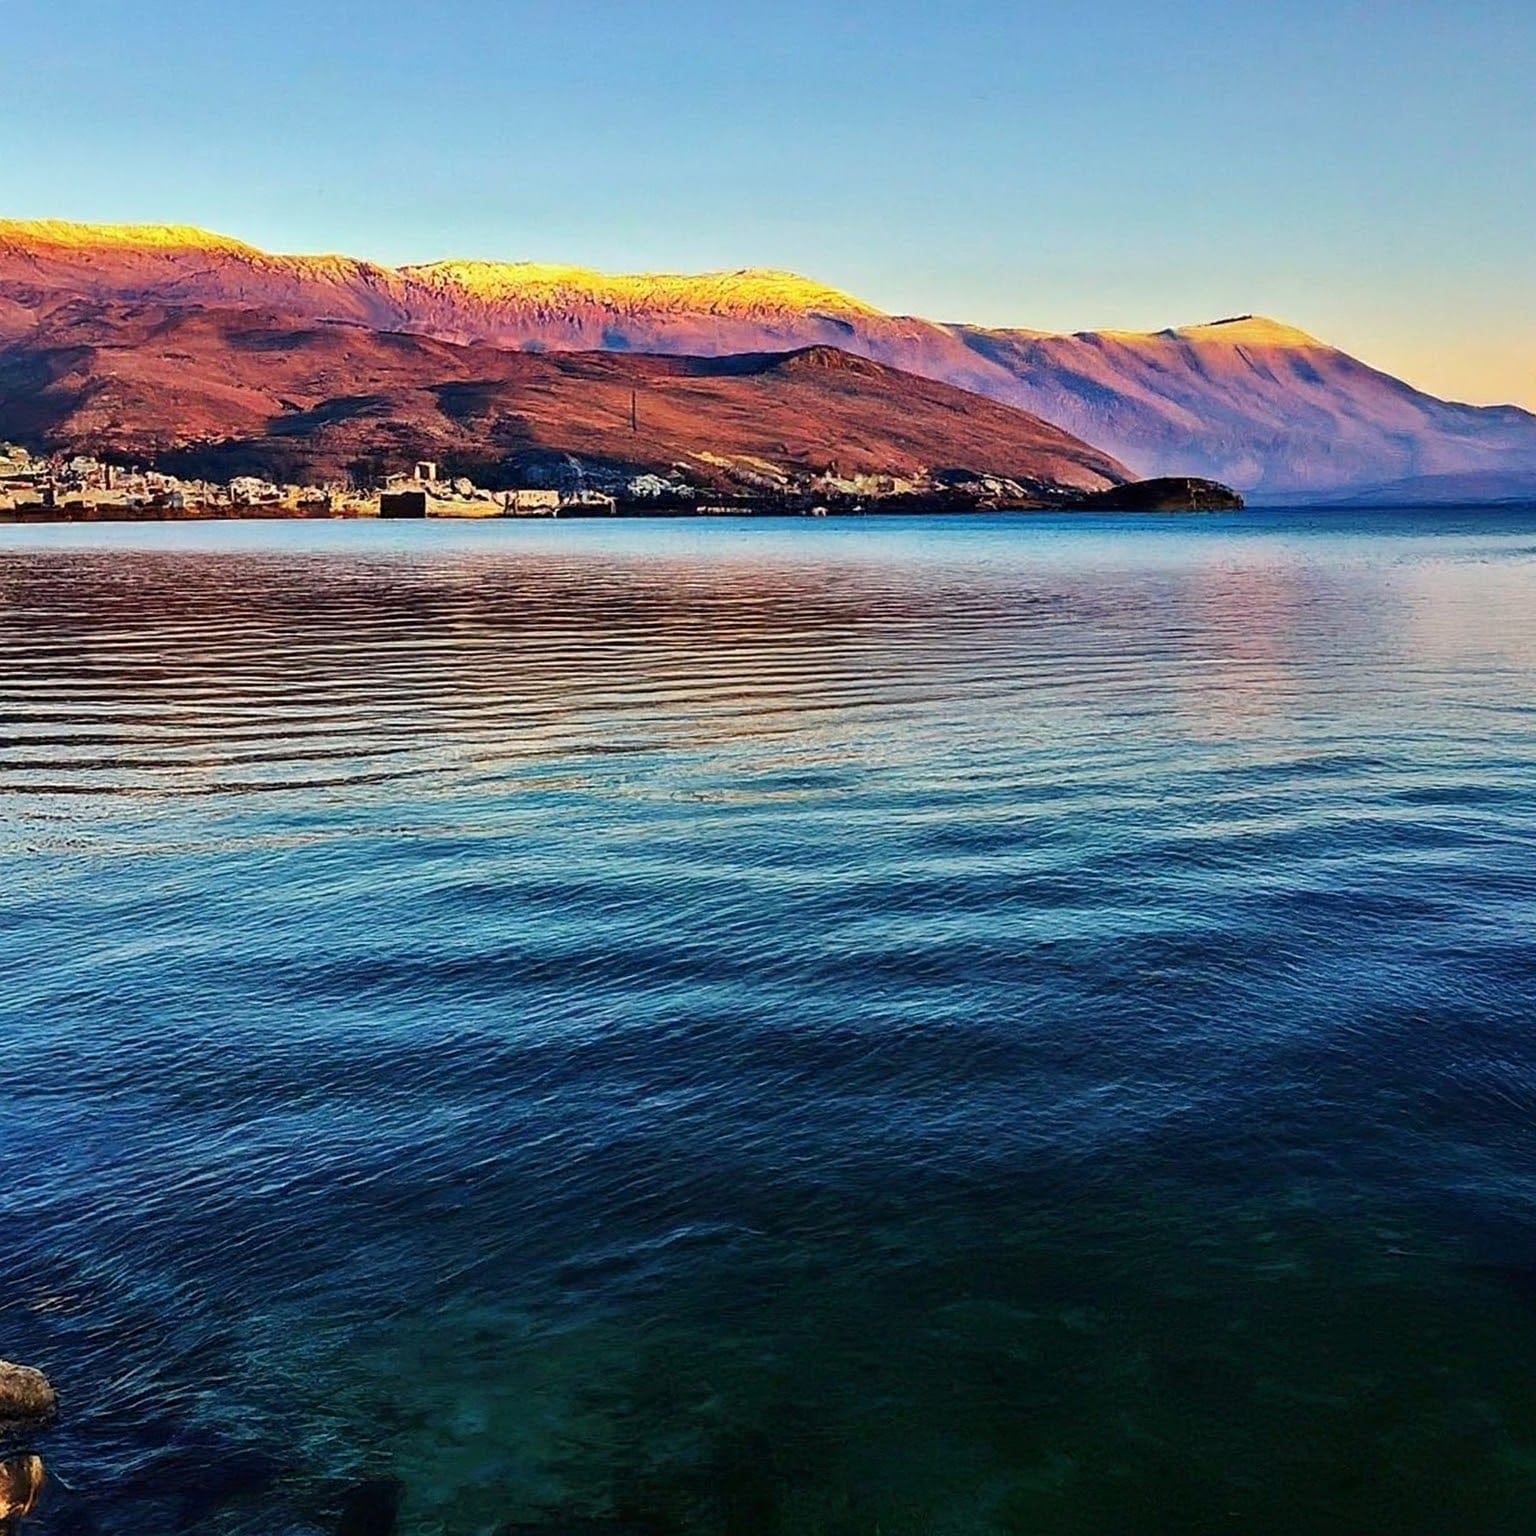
2,219 -> 1534,503
0,298 -> 1127,494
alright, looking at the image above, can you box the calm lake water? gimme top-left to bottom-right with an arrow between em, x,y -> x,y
3,510 -> 1536,1535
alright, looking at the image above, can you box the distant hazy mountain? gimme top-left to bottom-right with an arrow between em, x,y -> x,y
953,319 -> 1536,504
1302,471 -> 1536,508
0,299 -> 1128,494
3,219 -> 1534,500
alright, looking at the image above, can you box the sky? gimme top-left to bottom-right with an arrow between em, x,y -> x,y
3,0 -> 1533,406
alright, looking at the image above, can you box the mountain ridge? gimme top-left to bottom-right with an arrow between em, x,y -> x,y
2,218 -> 1534,499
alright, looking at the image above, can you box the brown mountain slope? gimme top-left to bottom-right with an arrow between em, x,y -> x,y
0,301 -> 1128,492
3,220 -> 1534,499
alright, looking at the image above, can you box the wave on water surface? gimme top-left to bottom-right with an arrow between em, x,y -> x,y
3,512 -> 1536,1534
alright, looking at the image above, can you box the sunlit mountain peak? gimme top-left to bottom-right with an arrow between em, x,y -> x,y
1170,315 -> 1324,348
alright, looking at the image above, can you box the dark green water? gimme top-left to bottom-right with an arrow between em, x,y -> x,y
2,511 -> 1536,1534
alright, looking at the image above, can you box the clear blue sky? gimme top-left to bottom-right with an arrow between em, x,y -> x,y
4,0 -> 1533,405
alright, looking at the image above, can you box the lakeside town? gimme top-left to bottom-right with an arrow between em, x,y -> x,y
0,443 -> 1214,520
0,443 -> 1056,520
0,444 -> 626,520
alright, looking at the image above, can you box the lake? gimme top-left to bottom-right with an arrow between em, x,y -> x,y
3,510 -> 1536,1535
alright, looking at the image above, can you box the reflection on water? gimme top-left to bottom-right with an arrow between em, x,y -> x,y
3,512 -> 1536,1534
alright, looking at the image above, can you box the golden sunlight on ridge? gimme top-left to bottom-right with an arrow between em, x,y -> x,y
397,261 -> 883,318
1082,316 -> 1325,350
0,220 -> 260,254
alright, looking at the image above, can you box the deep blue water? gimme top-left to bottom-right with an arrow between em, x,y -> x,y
3,510 -> 1536,1535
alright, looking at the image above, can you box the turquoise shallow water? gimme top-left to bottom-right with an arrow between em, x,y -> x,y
3,510 -> 1536,1534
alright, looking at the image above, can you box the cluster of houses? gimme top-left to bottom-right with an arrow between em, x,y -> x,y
0,446 -> 1046,520
375,463 -> 616,518
0,450 -> 645,520
0,448 -> 209,515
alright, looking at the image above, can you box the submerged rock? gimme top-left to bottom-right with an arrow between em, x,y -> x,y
0,1454 -> 45,1525
1465,1261 -> 1536,1315
0,1365 -> 55,1433
336,1477 -> 403,1536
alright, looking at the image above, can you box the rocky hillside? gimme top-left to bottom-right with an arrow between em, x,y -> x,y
0,299 -> 1128,493
3,220 -> 1533,500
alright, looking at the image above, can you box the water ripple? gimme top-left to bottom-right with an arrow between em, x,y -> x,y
4,513 -> 1536,1534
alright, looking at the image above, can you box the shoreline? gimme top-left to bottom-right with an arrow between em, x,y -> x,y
0,504 -> 1245,527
